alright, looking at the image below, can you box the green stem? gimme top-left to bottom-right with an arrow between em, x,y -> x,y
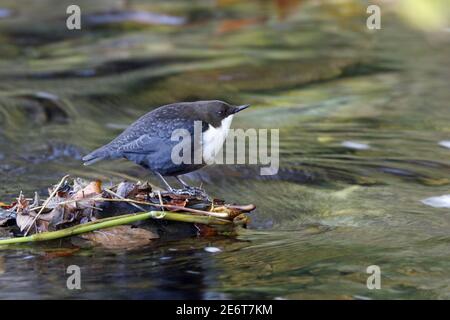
0,211 -> 231,246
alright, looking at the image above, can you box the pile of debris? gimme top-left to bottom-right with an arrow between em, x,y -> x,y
0,176 -> 255,248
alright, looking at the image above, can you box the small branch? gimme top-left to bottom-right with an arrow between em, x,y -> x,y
103,188 -> 146,211
0,211 -> 232,246
96,197 -> 229,218
24,175 -> 69,236
27,194 -> 229,218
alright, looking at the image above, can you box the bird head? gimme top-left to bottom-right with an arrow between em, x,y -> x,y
196,100 -> 250,127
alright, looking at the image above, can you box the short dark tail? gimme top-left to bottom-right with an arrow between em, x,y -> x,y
82,147 -> 110,166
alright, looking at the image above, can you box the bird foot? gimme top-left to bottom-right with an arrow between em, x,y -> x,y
169,186 -> 210,199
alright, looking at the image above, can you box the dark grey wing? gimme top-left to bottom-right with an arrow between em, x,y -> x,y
83,106 -> 209,167
115,118 -> 207,152
116,134 -> 161,154
114,120 -> 205,173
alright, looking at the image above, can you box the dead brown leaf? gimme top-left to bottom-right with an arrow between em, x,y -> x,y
72,180 -> 102,200
116,181 -> 138,198
0,202 -> 11,208
195,224 -> 218,237
43,248 -> 80,259
79,225 -> 159,249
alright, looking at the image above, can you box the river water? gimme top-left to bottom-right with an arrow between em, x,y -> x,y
0,0 -> 449,299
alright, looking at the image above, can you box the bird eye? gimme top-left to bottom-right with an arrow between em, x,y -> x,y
217,110 -> 224,115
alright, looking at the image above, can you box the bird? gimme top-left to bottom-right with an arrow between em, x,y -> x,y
82,100 -> 250,191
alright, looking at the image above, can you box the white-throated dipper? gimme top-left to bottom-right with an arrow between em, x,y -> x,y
82,100 -> 250,190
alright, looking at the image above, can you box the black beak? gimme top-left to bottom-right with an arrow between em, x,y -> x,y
232,104 -> 250,114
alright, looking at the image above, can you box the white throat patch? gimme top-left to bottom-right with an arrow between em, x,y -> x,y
202,114 -> 234,164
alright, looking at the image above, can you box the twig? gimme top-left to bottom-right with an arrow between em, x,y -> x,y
157,190 -> 164,212
82,204 -> 103,211
104,188 -> 146,212
0,211 -> 232,246
24,175 -> 69,236
27,196 -> 229,218
155,191 -> 166,219
28,198 -> 96,212
25,190 -> 229,219
95,197 -> 229,218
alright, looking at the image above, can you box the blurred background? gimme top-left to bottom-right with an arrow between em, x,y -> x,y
0,0 -> 449,299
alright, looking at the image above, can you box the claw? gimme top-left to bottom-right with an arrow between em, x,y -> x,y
170,186 -> 210,199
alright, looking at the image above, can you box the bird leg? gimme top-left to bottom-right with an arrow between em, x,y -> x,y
155,172 -> 174,192
154,173 -> 208,198
175,176 -> 192,189
174,176 -> 209,198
